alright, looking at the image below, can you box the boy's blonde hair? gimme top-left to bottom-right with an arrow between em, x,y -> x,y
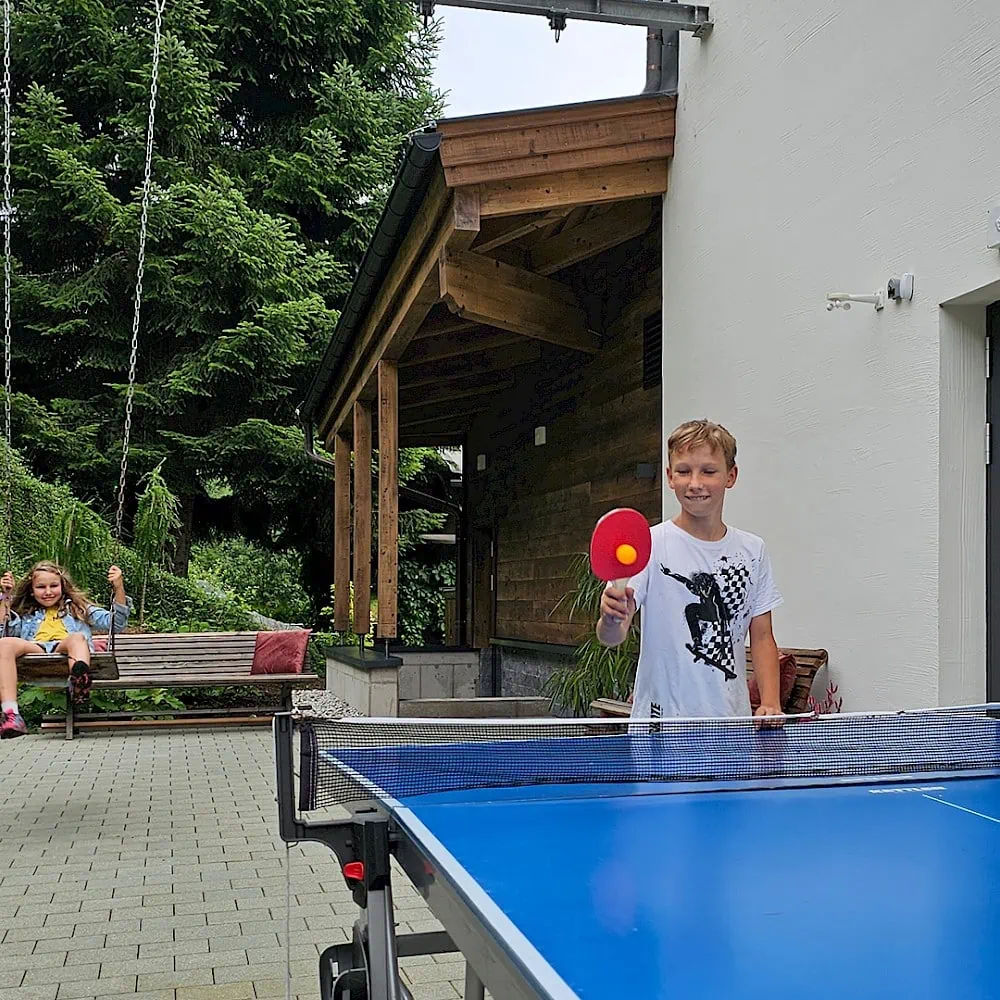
667,419 -> 737,470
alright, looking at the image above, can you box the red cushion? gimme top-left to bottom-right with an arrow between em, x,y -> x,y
93,637 -> 108,652
251,629 -> 312,675
747,652 -> 797,711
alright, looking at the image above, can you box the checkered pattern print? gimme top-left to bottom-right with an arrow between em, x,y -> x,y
715,555 -> 752,619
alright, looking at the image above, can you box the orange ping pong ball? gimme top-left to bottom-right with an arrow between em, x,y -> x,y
616,543 -> 638,566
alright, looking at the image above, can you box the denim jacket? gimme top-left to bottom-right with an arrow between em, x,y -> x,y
5,597 -> 133,650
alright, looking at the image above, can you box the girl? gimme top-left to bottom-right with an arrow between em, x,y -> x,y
0,562 -> 132,738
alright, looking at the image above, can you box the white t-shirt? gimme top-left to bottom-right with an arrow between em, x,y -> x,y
626,519 -> 783,719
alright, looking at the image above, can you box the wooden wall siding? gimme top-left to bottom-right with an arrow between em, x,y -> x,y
466,227 -> 662,647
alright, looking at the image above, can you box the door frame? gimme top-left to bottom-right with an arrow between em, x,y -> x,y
987,302 -> 1000,700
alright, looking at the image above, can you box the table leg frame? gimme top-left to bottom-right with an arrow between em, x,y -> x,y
273,714 -> 546,1000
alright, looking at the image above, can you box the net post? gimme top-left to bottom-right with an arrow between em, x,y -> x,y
273,713 -> 305,845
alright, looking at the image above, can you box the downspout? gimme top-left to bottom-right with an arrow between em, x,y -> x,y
300,414 -> 467,648
643,1 -> 679,95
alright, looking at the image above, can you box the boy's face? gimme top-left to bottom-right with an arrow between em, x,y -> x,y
666,444 -> 737,521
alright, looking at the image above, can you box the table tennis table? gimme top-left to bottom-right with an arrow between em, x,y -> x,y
273,705 -> 1000,1000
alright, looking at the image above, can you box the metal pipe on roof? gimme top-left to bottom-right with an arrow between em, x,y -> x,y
643,0 -> 680,94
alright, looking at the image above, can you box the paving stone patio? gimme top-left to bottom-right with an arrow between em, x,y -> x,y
0,728 -> 469,1000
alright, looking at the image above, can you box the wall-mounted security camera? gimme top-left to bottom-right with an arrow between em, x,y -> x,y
826,273 -> 913,312
887,273 -> 914,302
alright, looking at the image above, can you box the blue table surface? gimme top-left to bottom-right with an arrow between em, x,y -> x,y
391,773 -> 1000,999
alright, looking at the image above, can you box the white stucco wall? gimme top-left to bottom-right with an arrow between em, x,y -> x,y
662,1 -> 1000,710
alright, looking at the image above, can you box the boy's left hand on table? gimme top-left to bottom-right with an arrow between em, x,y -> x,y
754,704 -> 785,728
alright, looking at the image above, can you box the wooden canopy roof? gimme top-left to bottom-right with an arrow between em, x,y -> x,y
302,91 -> 675,447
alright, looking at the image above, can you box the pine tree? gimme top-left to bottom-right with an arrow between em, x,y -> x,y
3,0 -> 442,580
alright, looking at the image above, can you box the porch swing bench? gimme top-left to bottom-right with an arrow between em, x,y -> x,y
21,630 -> 323,739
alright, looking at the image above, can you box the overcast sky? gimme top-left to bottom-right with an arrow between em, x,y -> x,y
429,7 -> 648,119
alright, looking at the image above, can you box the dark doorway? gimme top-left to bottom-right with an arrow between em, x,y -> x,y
471,525 -> 496,651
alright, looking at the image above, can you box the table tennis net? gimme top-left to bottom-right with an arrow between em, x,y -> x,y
293,705 -> 1000,813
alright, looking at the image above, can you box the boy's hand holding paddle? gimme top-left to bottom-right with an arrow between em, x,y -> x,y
591,508 -> 651,627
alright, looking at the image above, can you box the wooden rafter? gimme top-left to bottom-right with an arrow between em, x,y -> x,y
399,372 -> 514,410
320,183 -> 481,439
439,250 -> 600,354
402,341 -> 542,390
530,199 -> 654,275
471,209 -> 573,254
399,432 -> 465,447
400,328 -> 522,368
400,399 -> 492,429
411,307 -> 478,341
479,159 -> 668,219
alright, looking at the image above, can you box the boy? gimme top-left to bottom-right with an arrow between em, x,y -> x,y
597,419 -> 783,720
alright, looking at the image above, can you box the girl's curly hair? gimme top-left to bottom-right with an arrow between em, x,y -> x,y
11,561 -> 94,622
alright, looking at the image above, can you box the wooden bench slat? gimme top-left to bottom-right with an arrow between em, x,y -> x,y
115,659 -> 258,669
94,673 -> 322,689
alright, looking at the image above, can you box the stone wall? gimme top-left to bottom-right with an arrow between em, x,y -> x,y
325,647 -> 401,717
397,649 -> 480,701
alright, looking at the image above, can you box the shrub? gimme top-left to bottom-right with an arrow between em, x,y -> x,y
543,553 -> 639,717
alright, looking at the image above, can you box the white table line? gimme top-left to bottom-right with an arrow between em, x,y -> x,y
922,794 -> 1000,824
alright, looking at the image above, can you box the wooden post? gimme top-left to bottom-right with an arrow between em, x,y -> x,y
377,361 -> 399,639
353,402 -> 372,637
333,432 -> 351,633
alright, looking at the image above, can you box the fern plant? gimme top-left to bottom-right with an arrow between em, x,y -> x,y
45,500 -> 110,589
543,552 -> 640,716
133,461 -> 182,628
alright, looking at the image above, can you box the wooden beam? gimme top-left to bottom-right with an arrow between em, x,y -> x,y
318,166 -> 448,438
471,209 -> 572,254
530,199 -> 654,275
400,329 -> 523,368
440,107 -> 675,169
410,306 -> 478,341
436,93 -> 675,139
323,189 -> 481,437
377,362 -> 398,640
479,159 -> 668,219
382,271 -> 441,362
352,401 -> 372,637
400,399 -> 493,430
333,432 -> 351,632
403,341 -> 542,390
399,433 -> 465,447
399,373 -> 514,410
439,250 -> 600,354
444,139 -> 673,187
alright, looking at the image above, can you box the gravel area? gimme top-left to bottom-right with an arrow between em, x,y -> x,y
292,686 -> 361,717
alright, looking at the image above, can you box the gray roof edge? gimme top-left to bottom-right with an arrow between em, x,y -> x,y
300,130 -> 444,426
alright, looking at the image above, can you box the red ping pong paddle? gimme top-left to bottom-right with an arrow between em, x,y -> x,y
590,507 -> 651,590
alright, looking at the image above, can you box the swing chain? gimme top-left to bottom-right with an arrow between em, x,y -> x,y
2,0 -> 13,580
109,0 -> 164,651
114,0 -> 164,553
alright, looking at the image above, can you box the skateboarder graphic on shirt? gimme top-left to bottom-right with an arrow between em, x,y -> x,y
660,565 -> 737,680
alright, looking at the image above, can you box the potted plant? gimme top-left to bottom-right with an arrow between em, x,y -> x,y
544,553 -> 639,717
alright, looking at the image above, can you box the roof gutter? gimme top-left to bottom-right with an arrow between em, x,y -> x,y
298,129 -> 444,438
